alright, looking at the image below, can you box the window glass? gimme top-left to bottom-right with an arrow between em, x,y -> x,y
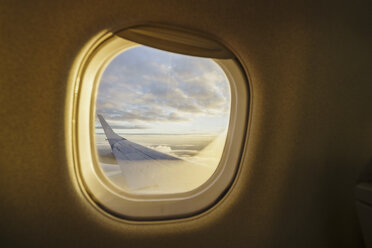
95,45 -> 231,194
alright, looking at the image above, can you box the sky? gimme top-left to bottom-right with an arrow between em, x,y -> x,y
95,45 -> 231,135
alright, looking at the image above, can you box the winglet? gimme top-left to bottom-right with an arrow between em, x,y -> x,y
97,114 -> 125,147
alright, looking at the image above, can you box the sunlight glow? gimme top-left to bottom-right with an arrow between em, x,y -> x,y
95,45 -> 231,194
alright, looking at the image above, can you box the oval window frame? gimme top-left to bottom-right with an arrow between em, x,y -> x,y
67,26 -> 248,220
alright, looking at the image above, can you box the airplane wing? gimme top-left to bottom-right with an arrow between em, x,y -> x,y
97,114 -> 214,193
97,114 -> 180,162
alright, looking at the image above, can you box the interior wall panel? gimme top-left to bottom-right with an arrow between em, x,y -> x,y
0,0 -> 371,247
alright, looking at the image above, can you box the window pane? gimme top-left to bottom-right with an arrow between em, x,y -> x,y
95,45 -> 231,194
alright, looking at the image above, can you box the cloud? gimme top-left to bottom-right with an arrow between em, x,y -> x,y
168,112 -> 186,121
147,145 -> 199,158
96,45 -> 230,126
98,108 -> 189,123
108,124 -> 148,129
148,145 -> 172,154
95,122 -> 148,129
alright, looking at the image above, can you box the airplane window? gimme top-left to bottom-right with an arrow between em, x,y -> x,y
70,28 -> 248,219
95,45 -> 231,194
